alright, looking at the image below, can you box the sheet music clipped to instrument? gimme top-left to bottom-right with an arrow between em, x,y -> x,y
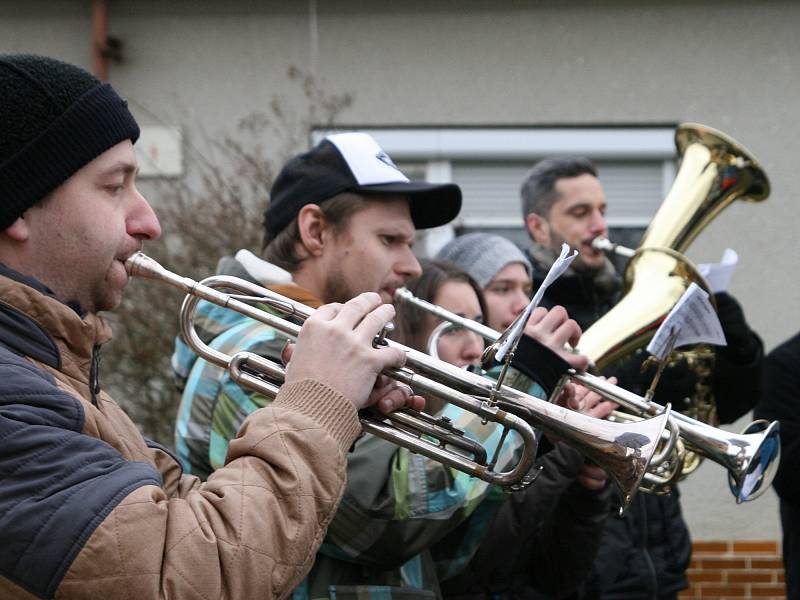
647,282 -> 727,361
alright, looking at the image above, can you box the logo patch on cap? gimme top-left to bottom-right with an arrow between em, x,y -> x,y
326,132 -> 409,186
375,150 -> 401,172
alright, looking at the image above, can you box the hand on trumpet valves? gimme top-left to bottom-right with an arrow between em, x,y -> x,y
549,375 -> 618,436
282,292 -> 425,414
523,306 -> 589,371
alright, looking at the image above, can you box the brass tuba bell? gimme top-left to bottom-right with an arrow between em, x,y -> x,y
581,122 -> 769,368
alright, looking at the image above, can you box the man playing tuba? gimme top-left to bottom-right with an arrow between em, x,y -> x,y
519,156 -> 765,599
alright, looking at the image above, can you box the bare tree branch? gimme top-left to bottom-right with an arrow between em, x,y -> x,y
105,67 -> 353,445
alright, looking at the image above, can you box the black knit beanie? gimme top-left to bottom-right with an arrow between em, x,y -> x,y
0,54 -> 140,230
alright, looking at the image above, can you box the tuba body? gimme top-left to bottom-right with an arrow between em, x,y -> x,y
580,123 -> 769,369
580,123 -> 773,495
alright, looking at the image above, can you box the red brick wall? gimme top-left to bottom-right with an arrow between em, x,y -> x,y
680,540 -> 785,599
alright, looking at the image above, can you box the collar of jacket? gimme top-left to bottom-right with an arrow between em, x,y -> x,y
268,283 -> 323,309
0,267 -> 111,382
216,252 -> 324,309
526,241 -> 622,307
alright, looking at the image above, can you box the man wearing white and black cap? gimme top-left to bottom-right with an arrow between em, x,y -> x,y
173,132 -> 463,478
173,132 -> 588,598
261,132 -> 460,305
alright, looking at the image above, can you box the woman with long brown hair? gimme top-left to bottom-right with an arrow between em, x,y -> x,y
393,258 -> 489,370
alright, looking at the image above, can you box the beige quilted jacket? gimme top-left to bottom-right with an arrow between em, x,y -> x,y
0,273 -> 361,599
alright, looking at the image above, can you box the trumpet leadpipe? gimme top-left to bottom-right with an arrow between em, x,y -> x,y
395,287 -> 499,342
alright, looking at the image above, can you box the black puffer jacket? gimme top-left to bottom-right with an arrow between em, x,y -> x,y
754,332 -> 800,600
440,444 -> 612,599
526,244 -> 764,600
581,490 -> 692,600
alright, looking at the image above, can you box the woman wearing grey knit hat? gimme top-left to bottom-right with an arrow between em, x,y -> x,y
437,232 -> 534,332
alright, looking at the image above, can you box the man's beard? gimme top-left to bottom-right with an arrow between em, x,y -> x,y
546,229 -> 567,252
321,263 -> 363,304
547,230 -> 604,273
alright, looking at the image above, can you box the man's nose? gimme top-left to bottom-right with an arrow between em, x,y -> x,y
589,209 -> 607,234
397,248 -> 422,281
128,187 -> 162,241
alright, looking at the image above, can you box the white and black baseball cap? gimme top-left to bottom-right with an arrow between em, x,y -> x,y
265,132 -> 461,235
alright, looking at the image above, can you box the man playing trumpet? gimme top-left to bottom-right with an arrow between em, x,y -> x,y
0,55 -> 422,600
173,132 -> 604,598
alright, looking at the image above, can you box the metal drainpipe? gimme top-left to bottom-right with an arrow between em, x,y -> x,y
92,0 -> 109,81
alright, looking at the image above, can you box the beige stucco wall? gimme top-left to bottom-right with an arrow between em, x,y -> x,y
2,0 -> 795,539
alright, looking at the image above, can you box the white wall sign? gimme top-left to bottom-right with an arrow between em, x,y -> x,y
135,126 -> 183,178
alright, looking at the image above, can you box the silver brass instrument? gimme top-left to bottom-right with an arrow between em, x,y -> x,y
128,251 -> 671,509
591,237 -> 635,258
567,371 -> 780,503
581,123 -> 779,501
394,287 -> 498,360
394,282 -> 780,502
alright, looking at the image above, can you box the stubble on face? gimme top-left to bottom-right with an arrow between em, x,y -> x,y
11,141 -> 159,314
321,245 -> 364,305
542,175 -> 608,271
317,199 -> 418,304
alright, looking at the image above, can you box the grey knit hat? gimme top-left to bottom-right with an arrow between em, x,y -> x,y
436,232 -> 532,288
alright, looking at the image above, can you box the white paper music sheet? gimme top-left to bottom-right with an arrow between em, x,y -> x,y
646,282 -> 727,361
494,243 -> 578,362
698,248 -> 738,293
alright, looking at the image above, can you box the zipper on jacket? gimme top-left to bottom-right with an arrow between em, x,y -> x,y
90,345 -> 101,406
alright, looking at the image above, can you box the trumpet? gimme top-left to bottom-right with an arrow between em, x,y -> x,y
393,285 -> 781,502
128,251 -> 670,509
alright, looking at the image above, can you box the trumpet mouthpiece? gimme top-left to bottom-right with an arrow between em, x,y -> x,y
124,251 -> 150,276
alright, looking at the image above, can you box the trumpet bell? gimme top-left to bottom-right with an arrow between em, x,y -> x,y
527,372 -> 672,509
727,419 -> 781,503
559,402 -> 672,510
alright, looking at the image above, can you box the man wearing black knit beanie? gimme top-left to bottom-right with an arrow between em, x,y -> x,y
0,55 -> 420,599
0,53 -> 150,312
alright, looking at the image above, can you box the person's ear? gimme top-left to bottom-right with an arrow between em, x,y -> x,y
296,204 -> 328,257
2,216 -> 30,242
526,213 -> 550,246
